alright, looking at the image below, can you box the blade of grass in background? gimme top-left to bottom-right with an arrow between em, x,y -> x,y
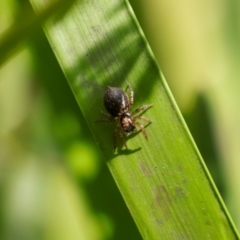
0,0 -> 75,66
29,0 -> 240,239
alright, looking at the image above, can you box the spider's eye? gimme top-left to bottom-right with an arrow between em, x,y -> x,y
123,124 -> 135,133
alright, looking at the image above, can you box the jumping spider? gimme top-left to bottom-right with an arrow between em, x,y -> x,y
96,85 -> 153,150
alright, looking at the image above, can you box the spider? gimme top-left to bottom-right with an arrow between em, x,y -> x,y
96,85 -> 153,150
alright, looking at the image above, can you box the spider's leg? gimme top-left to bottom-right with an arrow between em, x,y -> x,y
95,110 -> 115,123
135,122 -> 148,140
95,119 -> 113,123
131,104 -> 153,116
113,127 -> 118,150
114,125 -> 127,149
119,128 -> 128,149
125,84 -> 134,107
134,116 -> 151,123
100,110 -> 112,118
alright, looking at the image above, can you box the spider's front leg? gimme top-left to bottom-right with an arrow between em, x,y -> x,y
134,116 -> 151,123
131,104 -> 153,116
135,122 -> 148,140
113,125 -> 127,150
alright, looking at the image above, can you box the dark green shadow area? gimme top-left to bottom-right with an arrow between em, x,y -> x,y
0,0 -> 77,67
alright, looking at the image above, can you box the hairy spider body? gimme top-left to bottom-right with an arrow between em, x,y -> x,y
96,85 -> 152,149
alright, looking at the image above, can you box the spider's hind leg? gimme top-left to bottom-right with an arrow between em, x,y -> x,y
125,84 -> 134,107
95,110 -> 114,123
99,110 -> 112,118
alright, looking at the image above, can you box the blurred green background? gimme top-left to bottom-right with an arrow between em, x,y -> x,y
1,0 -> 240,239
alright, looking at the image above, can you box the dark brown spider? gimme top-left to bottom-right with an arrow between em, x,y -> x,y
96,85 -> 153,150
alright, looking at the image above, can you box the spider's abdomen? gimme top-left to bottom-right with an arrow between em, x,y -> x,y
104,86 -> 129,117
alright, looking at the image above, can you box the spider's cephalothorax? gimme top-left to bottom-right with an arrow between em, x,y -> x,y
96,85 -> 152,150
